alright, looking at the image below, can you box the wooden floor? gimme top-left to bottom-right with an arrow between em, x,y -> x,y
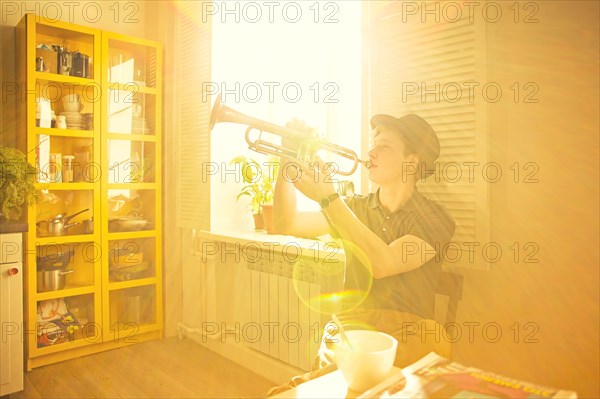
12,337 -> 277,398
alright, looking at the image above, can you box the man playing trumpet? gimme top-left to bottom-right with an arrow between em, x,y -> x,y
272,113 -> 456,376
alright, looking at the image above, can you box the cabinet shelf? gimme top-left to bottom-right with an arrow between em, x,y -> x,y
35,71 -> 94,85
108,277 -> 157,291
36,285 -> 95,301
35,182 -> 95,190
34,127 -> 95,138
107,230 -> 157,240
108,82 -> 157,95
107,133 -> 156,142
107,182 -> 156,190
105,323 -> 161,346
35,234 -> 97,245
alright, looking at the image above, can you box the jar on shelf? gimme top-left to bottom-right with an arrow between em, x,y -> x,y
49,153 -> 62,183
63,155 -> 75,183
56,115 -> 67,129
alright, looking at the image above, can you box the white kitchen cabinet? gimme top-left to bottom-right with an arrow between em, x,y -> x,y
0,232 -> 24,396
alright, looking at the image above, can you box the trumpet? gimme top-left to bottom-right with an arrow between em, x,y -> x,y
209,94 -> 372,176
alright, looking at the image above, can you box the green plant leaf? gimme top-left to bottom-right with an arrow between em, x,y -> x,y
0,147 -> 38,220
228,155 -> 280,216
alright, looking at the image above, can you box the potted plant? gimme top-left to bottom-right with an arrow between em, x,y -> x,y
230,155 -> 279,232
0,146 -> 38,222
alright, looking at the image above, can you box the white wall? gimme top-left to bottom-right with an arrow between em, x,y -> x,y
453,3 -> 599,398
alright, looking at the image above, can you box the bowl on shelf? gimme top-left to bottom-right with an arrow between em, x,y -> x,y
109,217 -> 149,232
110,251 -> 144,268
109,261 -> 150,281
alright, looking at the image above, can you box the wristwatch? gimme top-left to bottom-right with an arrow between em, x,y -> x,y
319,193 -> 340,209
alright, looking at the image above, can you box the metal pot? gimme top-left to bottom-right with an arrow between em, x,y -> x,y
37,249 -> 74,270
37,269 -> 74,292
44,208 -> 90,236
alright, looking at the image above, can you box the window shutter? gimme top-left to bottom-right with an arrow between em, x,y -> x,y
175,2 -> 212,229
365,1 -> 489,269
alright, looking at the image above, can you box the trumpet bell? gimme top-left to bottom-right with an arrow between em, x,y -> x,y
208,94 -> 223,131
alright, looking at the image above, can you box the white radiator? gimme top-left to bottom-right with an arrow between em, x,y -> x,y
246,249 -> 327,371
190,235 -> 344,372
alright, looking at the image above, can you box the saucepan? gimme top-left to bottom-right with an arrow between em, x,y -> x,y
39,208 -> 90,236
37,269 -> 75,292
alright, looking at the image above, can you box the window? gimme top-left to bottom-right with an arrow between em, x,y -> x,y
209,2 -> 363,226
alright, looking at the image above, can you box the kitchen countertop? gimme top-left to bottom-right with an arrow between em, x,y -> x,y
0,222 -> 28,234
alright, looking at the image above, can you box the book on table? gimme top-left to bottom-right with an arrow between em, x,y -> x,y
358,352 -> 577,399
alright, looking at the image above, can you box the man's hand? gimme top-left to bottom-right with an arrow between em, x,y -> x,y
288,157 -> 338,203
281,118 -> 318,158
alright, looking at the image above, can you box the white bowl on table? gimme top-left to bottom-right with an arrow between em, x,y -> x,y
333,330 -> 398,393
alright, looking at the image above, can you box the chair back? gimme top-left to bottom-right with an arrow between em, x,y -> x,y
434,271 -> 464,326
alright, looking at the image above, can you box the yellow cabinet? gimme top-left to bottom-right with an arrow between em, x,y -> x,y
16,14 -> 162,369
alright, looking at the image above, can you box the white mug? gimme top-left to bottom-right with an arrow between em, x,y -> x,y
56,115 -> 67,129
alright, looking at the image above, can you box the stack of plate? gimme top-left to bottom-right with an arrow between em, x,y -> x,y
60,111 -> 83,130
82,113 -> 93,130
132,117 -> 149,134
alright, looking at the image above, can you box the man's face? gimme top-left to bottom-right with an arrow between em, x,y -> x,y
367,126 -> 417,185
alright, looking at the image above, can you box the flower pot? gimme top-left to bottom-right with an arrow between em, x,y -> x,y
253,213 -> 265,230
261,204 -> 275,234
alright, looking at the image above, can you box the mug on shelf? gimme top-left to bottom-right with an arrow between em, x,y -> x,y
56,115 -> 67,129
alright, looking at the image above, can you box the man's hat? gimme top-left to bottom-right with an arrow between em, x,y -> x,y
370,113 -> 440,176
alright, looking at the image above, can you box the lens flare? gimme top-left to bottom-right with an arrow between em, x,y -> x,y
291,239 -> 373,315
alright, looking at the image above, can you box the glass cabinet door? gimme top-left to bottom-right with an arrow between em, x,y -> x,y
102,33 -> 162,340
107,40 -> 157,88
23,15 -> 103,360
